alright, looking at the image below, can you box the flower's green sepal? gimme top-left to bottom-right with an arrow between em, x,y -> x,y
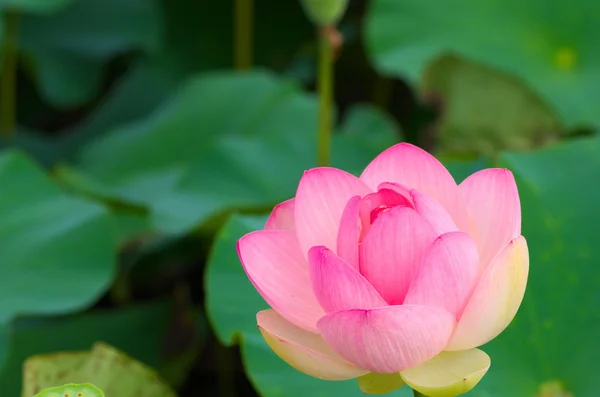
400,349 -> 490,397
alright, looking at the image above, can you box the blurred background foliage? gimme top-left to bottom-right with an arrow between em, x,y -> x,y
0,0 -> 598,396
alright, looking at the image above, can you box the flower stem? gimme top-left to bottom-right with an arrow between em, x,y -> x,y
0,8 -> 19,139
317,27 -> 334,166
234,0 -> 253,70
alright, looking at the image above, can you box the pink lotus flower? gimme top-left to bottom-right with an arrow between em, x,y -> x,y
237,143 -> 528,396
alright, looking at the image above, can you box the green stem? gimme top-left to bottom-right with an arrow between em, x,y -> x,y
317,28 -> 334,166
0,8 -> 19,139
413,389 -> 427,397
234,0 -> 253,70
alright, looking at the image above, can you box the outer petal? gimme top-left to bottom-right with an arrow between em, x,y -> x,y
410,190 -> 458,235
317,305 -> 455,373
265,198 -> 296,233
360,143 -> 468,231
400,349 -> 490,397
295,167 -> 371,256
446,236 -> 529,351
404,232 -> 480,318
336,196 -> 361,270
257,310 -> 367,380
238,230 -> 324,332
309,246 -> 387,312
359,206 -> 438,304
460,168 -> 521,268
358,373 -> 406,395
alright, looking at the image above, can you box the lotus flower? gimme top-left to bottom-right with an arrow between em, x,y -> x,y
237,143 -> 528,396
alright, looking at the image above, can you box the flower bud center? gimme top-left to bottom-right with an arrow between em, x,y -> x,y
370,205 -> 393,224
357,187 -> 413,239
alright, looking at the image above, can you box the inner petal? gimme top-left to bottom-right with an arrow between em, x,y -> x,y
359,206 -> 438,304
336,187 -> 413,269
410,189 -> 459,236
358,188 -> 413,238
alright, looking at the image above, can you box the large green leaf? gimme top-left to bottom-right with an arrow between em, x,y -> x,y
0,150 -> 116,322
5,63 -> 176,168
471,136 -> 600,396
17,0 -> 163,107
205,214 -> 412,397
0,150 -> 116,391
67,71 -> 401,235
61,63 -> 176,155
365,0 -> 600,128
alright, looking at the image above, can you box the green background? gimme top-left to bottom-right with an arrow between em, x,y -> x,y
0,0 -> 597,396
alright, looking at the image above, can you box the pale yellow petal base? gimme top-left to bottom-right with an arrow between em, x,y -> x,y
258,310 -> 367,380
446,236 -> 529,351
400,349 -> 490,397
358,372 -> 406,395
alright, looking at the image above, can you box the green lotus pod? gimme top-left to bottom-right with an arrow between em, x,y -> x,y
299,0 -> 349,27
33,383 -> 104,397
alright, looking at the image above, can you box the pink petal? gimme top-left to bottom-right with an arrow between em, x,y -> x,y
309,246 -> 387,312
446,236 -> 529,351
336,196 -> 361,270
317,305 -> 456,373
358,188 -> 413,236
257,310 -> 367,380
377,182 -> 413,204
359,206 -> 438,304
295,167 -> 372,256
404,232 -> 480,318
238,230 -> 324,332
337,188 -> 413,270
360,143 -> 468,231
459,168 -> 521,268
265,198 -> 296,233
410,190 -> 458,235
